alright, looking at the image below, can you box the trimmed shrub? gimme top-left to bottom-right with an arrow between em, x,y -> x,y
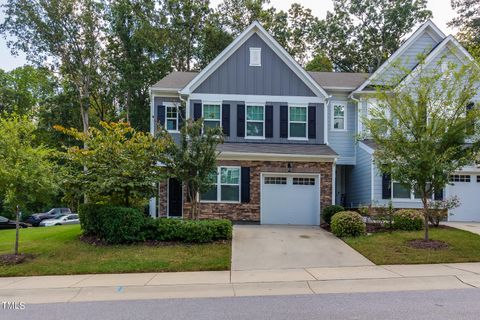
331,211 -> 366,237
78,204 -> 145,244
428,210 -> 448,227
393,209 -> 424,231
322,205 -> 345,224
149,218 -> 232,243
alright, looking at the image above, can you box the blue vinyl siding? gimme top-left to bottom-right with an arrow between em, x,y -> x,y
327,99 -> 356,164
345,145 -> 372,207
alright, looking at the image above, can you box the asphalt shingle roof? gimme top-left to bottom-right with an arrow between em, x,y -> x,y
217,142 -> 337,156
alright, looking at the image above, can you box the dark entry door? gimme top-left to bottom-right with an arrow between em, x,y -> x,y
168,178 -> 183,217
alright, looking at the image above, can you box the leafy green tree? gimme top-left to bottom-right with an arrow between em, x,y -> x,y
363,58 -> 480,241
105,0 -> 171,131
449,0 -> 480,61
216,0 -> 271,36
0,115 -> 59,255
315,0 -> 432,72
305,51 -> 334,72
0,66 -> 56,116
197,12 -> 234,68
165,119 -> 223,220
164,0 -> 211,71
0,0 -> 106,135
56,122 -> 171,207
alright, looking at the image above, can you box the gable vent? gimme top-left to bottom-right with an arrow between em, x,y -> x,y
249,47 -> 261,66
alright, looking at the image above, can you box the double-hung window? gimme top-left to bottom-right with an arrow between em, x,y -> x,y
393,181 -> 435,200
246,105 -> 264,138
289,106 -> 307,139
166,104 -> 179,132
333,103 -> 346,130
203,104 -> 221,129
200,167 -> 240,202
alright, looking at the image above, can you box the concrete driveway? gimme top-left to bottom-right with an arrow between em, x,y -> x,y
231,225 -> 373,271
443,222 -> 480,235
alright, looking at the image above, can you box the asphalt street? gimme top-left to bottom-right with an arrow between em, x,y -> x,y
2,288 -> 480,320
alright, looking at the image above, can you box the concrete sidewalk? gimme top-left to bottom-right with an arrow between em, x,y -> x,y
2,263 -> 480,304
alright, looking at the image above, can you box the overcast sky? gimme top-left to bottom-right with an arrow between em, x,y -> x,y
0,0 -> 458,71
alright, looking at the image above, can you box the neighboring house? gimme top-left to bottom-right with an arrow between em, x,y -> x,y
149,20 -> 480,224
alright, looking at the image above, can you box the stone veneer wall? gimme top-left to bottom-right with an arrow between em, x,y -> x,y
179,160 -> 334,223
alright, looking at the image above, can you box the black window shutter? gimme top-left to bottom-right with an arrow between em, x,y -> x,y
434,188 -> 444,201
237,104 -> 245,137
178,106 -> 186,129
157,105 -> 166,126
265,105 -> 273,138
241,167 -> 250,203
382,173 -> 391,199
193,103 -> 202,121
467,102 -> 475,135
280,105 -> 288,138
222,104 -> 230,136
308,106 -> 316,139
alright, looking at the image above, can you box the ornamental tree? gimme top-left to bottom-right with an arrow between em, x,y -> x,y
56,122 -> 171,207
363,57 -> 480,241
0,115 -> 59,255
164,119 -> 223,220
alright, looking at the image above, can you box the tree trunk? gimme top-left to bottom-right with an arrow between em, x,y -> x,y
422,196 -> 429,241
14,205 -> 19,255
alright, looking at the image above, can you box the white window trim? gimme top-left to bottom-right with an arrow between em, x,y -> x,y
288,104 -> 308,141
249,47 -> 262,67
391,181 -> 436,201
202,102 -> 222,131
331,102 -> 347,131
165,102 -> 180,133
200,166 -> 241,204
245,104 -> 266,139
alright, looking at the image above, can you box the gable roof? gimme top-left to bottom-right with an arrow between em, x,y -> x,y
352,20 -> 446,95
179,21 -> 329,98
152,71 -> 370,93
398,35 -> 478,88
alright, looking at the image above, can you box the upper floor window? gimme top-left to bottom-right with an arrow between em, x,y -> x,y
449,174 -> 471,183
332,103 -> 346,130
246,105 -> 264,138
166,105 -> 179,132
289,106 -> 307,139
203,104 -> 221,129
249,48 -> 261,66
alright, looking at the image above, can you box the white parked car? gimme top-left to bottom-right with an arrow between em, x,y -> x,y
40,214 -> 80,227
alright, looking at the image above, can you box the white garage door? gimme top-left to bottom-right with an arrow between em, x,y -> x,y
448,174 -> 480,221
261,174 -> 320,225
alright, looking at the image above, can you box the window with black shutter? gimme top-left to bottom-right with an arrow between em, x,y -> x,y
222,104 -> 230,136
237,104 -> 245,137
382,173 -> 391,199
241,167 -> 250,203
279,105 -> 288,138
308,106 -> 316,139
265,105 -> 273,138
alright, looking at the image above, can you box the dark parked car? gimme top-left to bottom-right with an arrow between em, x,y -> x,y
0,216 -> 28,229
26,208 -> 72,227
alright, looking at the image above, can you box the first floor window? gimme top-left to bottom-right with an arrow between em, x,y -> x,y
166,105 -> 178,131
246,105 -> 264,137
392,182 -> 411,199
289,106 -> 307,138
203,104 -> 221,129
333,104 -> 346,130
200,167 -> 240,202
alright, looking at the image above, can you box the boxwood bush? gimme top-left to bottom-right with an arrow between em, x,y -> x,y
330,211 -> 366,237
79,204 -> 232,244
393,209 -> 424,231
322,205 -> 345,224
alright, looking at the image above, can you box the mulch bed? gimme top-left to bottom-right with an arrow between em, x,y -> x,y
0,253 -> 35,265
366,223 -> 392,233
407,239 -> 449,250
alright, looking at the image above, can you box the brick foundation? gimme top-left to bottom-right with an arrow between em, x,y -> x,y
161,160 -> 333,224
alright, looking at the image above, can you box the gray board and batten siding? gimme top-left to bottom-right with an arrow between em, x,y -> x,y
193,33 -> 316,97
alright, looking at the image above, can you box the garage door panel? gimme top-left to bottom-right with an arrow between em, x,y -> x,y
448,174 -> 480,222
261,174 -> 320,225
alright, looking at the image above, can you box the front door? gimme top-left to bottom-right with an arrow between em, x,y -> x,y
168,178 -> 183,217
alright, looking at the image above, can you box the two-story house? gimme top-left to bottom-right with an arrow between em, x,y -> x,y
149,20 -> 480,224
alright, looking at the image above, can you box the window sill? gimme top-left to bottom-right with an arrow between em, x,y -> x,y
245,136 -> 265,140
167,130 -> 180,133
288,137 -> 308,141
200,201 -> 241,204
331,128 -> 348,132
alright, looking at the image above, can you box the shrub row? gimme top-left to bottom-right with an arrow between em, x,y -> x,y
78,204 -> 232,244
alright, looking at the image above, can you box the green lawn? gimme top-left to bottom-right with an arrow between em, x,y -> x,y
0,225 -> 231,277
344,227 -> 480,265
